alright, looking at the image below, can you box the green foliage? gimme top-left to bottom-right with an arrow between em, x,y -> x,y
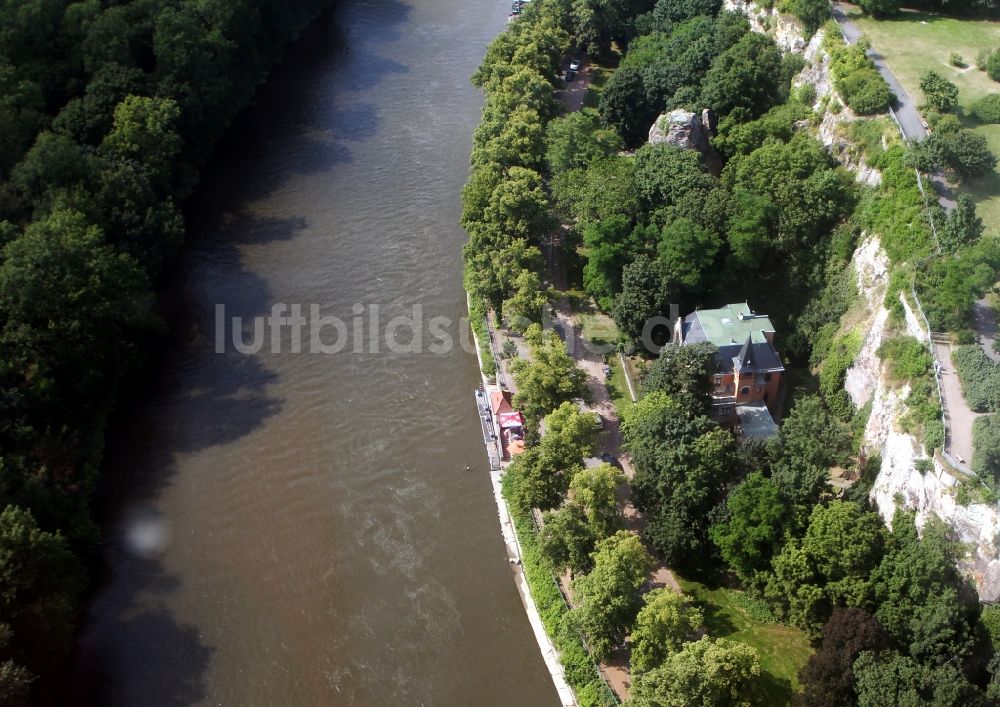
826,36 -> 894,115
854,650 -> 984,706
713,101 -> 811,158
912,129 -> 999,179
915,241 -> 1000,331
511,326 -> 590,428
612,254 -> 672,347
569,463 -> 625,538
972,93 -> 1000,123
973,414 -> 1000,480
640,342 -> 717,416
819,328 -> 863,420
953,345 -> 1000,412
623,392 -> 738,567
571,531 -> 655,660
502,268 -> 549,332
856,146 -> 934,263
545,111 -> 622,175
0,504 -> 83,670
784,0 -> 833,34
988,47 -> 1000,82
629,588 -> 704,674
766,501 -> 887,636
871,512 -> 981,665
627,636 -> 762,707
940,194 -> 985,253
857,0 -> 902,16
500,471 -> 617,707
539,502 -> 599,576
710,472 -> 786,583
919,70 -> 959,112
878,337 -> 933,382
582,216 -> 636,310
701,31 -> 783,118
652,0 -> 721,23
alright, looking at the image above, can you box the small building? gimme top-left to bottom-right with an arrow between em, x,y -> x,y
490,390 -> 525,459
674,302 -> 784,435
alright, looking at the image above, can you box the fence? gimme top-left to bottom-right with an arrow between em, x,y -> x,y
835,13 -> 945,251
528,511 -> 621,704
908,288 -> 986,487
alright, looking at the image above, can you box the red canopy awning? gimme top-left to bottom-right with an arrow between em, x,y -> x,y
497,411 -> 524,429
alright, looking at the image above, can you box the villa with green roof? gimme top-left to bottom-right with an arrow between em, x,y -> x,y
673,302 -> 784,438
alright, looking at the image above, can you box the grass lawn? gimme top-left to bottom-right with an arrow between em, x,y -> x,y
579,310 -> 618,348
582,64 -> 616,115
678,577 -> 813,705
849,6 -> 1000,230
607,355 -> 637,418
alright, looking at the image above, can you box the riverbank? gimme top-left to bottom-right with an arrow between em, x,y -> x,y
468,296 -> 579,706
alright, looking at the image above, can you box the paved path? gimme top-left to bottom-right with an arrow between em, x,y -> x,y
832,3 -> 957,212
935,341 -> 980,466
973,299 -> 1000,363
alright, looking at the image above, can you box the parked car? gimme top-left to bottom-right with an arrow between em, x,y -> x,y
593,413 -> 605,431
564,70 -> 576,82
569,59 -> 581,71
601,452 -> 621,468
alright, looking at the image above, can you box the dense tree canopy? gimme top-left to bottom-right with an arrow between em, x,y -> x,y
571,531 -> 655,660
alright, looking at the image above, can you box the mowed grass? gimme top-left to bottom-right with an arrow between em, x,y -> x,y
678,578 -> 813,706
850,7 -> 1000,230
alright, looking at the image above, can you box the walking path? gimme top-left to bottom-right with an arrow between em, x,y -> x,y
832,3 -> 956,211
935,341 -> 979,466
469,299 -> 578,707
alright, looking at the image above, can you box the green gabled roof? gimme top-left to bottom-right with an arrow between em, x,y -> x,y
685,303 -> 775,347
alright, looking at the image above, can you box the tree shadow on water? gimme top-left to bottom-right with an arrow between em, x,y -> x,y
68,553 -> 214,707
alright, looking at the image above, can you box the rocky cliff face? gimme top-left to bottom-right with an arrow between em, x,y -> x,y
845,236 -> 1000,601
726,0 -> 999,601
648,108 -> 722,174
722,0 -> 807,53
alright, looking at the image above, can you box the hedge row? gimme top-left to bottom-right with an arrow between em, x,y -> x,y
500,472 -> 618,707
953,345 -> 1000,412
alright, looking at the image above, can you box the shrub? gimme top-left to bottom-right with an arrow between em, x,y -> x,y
878,337 -> 932,382
973,415 -> 1000,481
953,345 -> 1000,412
972,94 -> 1000,124
950,53 -> 965,68
978,48 -> 992,71
988,48 -> 1000,82
919,70 -> 958,112
838,68 -> 894,114
858,0 -> 901,16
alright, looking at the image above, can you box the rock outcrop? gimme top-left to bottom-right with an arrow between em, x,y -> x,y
648,108 -> 722,175
722,0 -> 807,54
844,236 -> 1000,601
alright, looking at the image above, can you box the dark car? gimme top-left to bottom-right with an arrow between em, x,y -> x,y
601,452 -> 621,468
564,70 -> 576,82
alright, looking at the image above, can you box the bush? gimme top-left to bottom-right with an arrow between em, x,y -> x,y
950,53 -> 965,68
972,94 -> 1000,124
973,415 -> 1000,481
826,36 -> 895,115
978,49 -> 992,71
500,472 -> 618,707
878,337 -> 933,382
838,68 -> 894,114
988,48 -> 1000,82
953,345 -> 1000,412
919,70 -> 958,112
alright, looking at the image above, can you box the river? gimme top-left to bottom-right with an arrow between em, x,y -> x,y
71,1 -> 559,704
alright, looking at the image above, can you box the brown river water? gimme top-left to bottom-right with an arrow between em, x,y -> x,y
70,1 -> 559,704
